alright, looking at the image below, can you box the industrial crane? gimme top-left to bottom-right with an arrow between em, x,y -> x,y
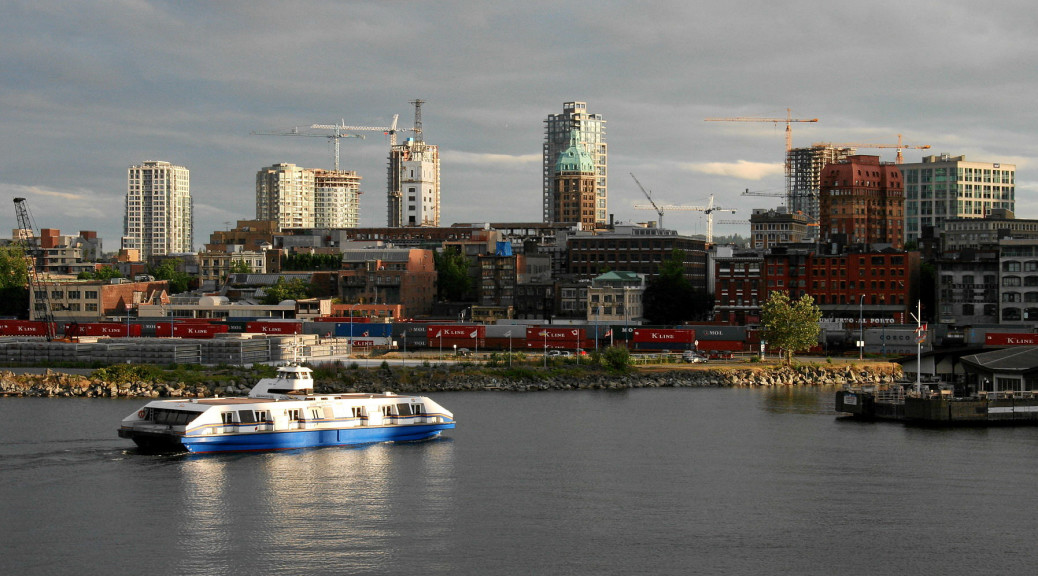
13,198 -> 56,340
633,191 -> 736,244
252,125 -> 365,171
811,134 -> 931,164
704,108 -> 819,157
313,114 -> 405,146
630,173 -> 664,228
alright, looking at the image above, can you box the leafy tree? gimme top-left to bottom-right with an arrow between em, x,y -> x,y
229,260 -> 253,274
761,291 -> 822,365
150,259 -> 190,294
0,245 -> 29,317
262,276 -> 311,304
601,346 -> 632,372
642,250 -> 698,324
435,248 -> 472,301
78,266 -> 123,281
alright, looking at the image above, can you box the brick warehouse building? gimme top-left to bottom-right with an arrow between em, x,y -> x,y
819,155 -> 904,249
714,247 -> 920,324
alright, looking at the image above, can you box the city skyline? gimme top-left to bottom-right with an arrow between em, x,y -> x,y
3,2 -> 1038,247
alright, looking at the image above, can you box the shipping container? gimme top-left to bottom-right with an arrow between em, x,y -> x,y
984,332 -> 1038,346
245,321 -> 303,335
65,323 -> 142,338
427,325 -> 486,340
0,320 -> 56,337
525,326 -> 586,341
333,323 -> 394,339
344,336 -> 393,348
632,328 -> 696,345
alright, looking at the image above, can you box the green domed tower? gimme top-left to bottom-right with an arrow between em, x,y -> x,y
552,128 -> 598,228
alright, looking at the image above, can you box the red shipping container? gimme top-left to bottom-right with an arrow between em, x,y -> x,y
985,333 -> 1038,346
525,327 -> 585,341
246,321 -> 302,335
428,336 -> 486,350
67,323 -> 142,337
0,320 -> 55,337
632,329 -> 695,344
174,323 -> 229,339
427,325 -> 486,340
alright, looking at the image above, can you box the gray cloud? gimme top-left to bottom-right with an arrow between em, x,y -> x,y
3,0 -> 1037,245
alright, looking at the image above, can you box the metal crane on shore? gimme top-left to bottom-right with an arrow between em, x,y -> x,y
630,173 -> 664,228
12,198 -> 56,341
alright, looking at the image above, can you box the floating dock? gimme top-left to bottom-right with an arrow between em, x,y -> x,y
836,386 -> 1038,425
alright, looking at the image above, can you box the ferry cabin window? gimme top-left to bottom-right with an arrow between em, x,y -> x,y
351,407 -> 364,418
221,412 -> 237,424
153,409 -> 197,426
238,409 -> 257,423
255,410 -> 271,422
396,403 -> 413,416
287,409 -> 301,421
310,408 -> 322,420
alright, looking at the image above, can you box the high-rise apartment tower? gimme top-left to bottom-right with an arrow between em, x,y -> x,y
819,155 -> 904,249
256,163 -> 361,230
543,102 -> 606,226
123,161 -> 193,261
899,154 -> 1015,245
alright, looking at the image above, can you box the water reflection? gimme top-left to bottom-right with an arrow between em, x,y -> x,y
759,385 -> 840,415
170,439 -> 456,573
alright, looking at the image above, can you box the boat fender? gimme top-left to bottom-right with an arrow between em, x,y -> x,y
138,410 -> 146,418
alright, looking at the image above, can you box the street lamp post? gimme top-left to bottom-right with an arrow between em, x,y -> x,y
859,294 -> 865,361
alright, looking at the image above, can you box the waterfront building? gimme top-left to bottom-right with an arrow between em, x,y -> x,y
338,248 -> 437,317
30,278 -> 170,323
387,138 -> 440,227
900,154 -> 1016,246
819,155 -> 904,249
712,246 -> 765,325
935,248 -> 999,326
543,101 -> 606,225
123,161 -> 192,261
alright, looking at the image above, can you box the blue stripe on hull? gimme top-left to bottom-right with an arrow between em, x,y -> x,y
179,423 -> 455,454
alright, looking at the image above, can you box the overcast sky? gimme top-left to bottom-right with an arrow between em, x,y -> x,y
4,0 -> 1038,249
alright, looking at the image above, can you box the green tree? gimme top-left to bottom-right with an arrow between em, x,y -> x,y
761,291 -> 822,365
229,260 -> 253,274
0,245 -> 29,317
150,260 -> 191,294
262,276 -> 311,305
642,250 -> 698,324
78,266 -> 123,281
435,248 -> 472,301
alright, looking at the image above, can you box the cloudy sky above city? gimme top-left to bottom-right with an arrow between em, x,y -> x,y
3,0 -> 1038,247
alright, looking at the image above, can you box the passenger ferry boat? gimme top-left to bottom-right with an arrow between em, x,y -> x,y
118,364 -> 455,453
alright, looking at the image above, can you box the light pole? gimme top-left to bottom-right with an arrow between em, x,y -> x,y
453,343 -> 457,361
543,330 -> 548,368
595,305 -> 601,354
348,302 -> 361,358
859,294 -> 865,361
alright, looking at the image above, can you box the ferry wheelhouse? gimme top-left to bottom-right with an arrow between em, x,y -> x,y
118,365 -> 455,453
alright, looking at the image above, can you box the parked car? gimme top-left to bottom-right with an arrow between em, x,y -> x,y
456,348 -> 471,357
683,351 -> 708,363
546,350 -> 562,357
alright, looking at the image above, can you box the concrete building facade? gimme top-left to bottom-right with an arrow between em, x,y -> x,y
543,102 -> 606,225
388,139 -> 440,227
123,161 -> 192,261
750,207 -> 811,249
900,154 -> 1016,245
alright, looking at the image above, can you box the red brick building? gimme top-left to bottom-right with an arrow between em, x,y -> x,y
819,155 -> 904,249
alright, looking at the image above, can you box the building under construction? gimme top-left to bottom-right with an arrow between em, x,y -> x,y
787,145 -> 855,234
387,100 -> 440,227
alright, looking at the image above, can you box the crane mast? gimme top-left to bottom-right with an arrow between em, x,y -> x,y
13,198 -> 56,340
630,173 -> 663,228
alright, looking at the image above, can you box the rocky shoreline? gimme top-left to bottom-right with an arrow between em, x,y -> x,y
0,363 -> 901,398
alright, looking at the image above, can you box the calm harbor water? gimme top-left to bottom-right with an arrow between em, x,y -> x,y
2,387 -> 1038,575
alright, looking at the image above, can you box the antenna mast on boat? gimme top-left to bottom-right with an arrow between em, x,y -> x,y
910,301 -> 924,395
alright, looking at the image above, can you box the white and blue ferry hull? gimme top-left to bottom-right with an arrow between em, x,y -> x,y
178,422 -> 455,453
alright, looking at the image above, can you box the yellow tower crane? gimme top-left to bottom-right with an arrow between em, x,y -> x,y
812,134 -> 931,164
